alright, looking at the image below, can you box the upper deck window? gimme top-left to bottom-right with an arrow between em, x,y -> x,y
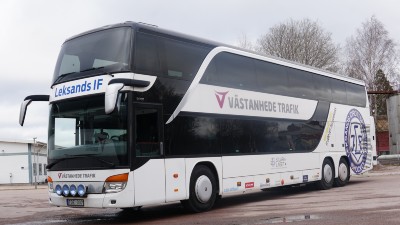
201,52 -> 366,107
53,27 -> 132,84
134,31 -> 211,80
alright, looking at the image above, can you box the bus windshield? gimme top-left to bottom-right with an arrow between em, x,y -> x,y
52,27 -> 132,84
48,95 -> 128,170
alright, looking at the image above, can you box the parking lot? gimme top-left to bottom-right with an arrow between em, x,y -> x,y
1,164 -> 400,225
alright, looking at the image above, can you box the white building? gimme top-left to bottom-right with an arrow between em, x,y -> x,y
0,138 -> 47,184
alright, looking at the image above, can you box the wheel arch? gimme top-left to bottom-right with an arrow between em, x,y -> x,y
184,158 -> 223,200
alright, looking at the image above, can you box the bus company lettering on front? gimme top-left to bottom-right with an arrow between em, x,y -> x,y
54,78 -> 103,97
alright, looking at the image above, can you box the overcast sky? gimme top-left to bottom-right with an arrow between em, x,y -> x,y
1,0 -> 400,143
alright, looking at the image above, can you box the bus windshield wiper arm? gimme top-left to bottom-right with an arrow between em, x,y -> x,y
52,72 -> 76,87
72,154 -> 115,168
52,67 -> 105,87
79,66 -> 104,73
46,154 -> 115,169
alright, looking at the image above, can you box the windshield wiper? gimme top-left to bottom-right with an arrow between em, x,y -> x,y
46,154 -> 115,169
52,72 -> 77,87
80,66 -> 104,73
52,67 -> 105,87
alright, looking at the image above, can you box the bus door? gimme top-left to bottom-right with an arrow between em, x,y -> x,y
133,103 -> 165,206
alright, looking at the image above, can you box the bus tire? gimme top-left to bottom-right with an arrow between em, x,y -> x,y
182,165 -> 217,213
316,159 -> 334,190
334,157 -> 350,187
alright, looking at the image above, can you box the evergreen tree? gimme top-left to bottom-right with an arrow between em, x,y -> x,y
372,69 -> 393,115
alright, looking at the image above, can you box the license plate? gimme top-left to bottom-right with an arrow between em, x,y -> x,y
66,199 -> 84,207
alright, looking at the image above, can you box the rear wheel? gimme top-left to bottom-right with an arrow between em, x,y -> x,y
334,158 -> 350,187
316,159 -> 334,190
182,165 -> 217,213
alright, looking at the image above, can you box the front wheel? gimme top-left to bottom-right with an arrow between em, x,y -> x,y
182,165 -> 217,213
334,158 -> 350,187
316,159 -> 334,190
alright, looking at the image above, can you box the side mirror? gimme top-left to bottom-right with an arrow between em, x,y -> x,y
19,95 -> 49,126
19,99 -> 32,126
105,83 -> 124,114
104,79 -> 150,114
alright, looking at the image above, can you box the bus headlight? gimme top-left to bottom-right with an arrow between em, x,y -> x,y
77,184 -> 86,197
55,184 -> 62,196
70,184 -> 77,196
103,173 -> 128,193
62,184 -> 70,196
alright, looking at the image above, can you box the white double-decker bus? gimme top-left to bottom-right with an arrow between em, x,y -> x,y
20,22 -> 375,212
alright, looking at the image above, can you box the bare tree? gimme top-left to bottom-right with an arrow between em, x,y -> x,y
236,32 -> 254,50
256,18 -> 340,72
345,16 -> 398,91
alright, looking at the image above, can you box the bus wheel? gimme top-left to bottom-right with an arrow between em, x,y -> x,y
334,158 -> 350,187
316,159 -> 334,190
182,165 -> 217,213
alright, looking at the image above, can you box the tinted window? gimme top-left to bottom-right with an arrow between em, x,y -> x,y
161,38 -> 209,79
202,60 -> 217,83
200,51 -> 367,107
164,116 -> 219,155
255,60 -> 289,95
219,119 -> 256,154
134,33 -> 162,76
135,32 -> 211,80
346,83 -> 366,107
331,79 -> 347,104
287,68 -> 315,99
201,53 -> 257,90
313,75 -> 332,101
220,119 -> 323,154
165,115 -> 324,156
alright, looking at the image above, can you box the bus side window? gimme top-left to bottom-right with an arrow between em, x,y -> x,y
134,33 -> 162,76
346,82 -> 366,107
161,38 -> 210,80
215,53 -> 257,90
287,68 -> 315,99
201,60 -> 217,84
313,74 -> 332,101
255,60 -> 288,96
330,79 -> 347,104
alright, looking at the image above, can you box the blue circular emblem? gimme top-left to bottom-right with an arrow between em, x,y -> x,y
344,109 -> 368,174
